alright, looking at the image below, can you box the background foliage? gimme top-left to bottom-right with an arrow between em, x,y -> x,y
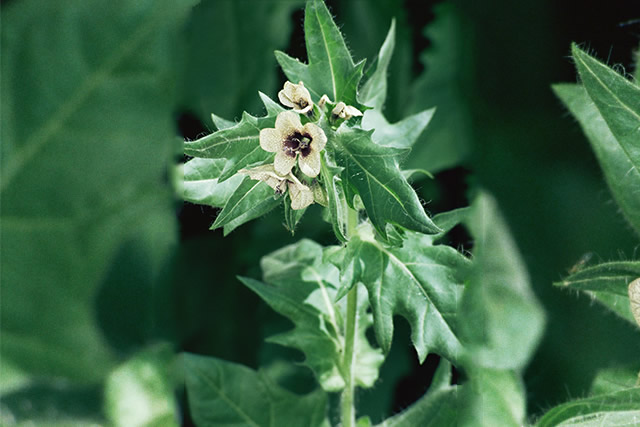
2,0 -> 640,425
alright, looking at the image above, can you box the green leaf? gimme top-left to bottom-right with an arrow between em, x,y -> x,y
553,83 -> 640,235
554,261 -> 640,328
275,0 -> 364,105
182,0 -> 303,122
376,359 -> 458,427
183,94 -> 283,182
211,113 -> 236,131
320,153 -> 349,242
459,368 -> 526,427
590,365 -> 640,396
361,108 -> 435,150
335,225 -> 471,363
358,20 -> 395,110
183,353 -> 329,427
105,345 -> 177,427
406,3 -> 473,173
332,127 -> 440,238
240,239 -> 384,392
1,0 -> 193,381
460,191 -> 545,370
183,158 -> 244,208
535,387 -> 640,427
283,194 -> 308,235
211,176 -> 282,236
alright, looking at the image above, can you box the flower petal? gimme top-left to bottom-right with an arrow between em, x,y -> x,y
274,150 -> 296,176
304,123 -> 327,152
278,89 -> 295,108
289,181 -> 314,210
259,128 -> 281,153
299,150 -> 321,178
275,110 -> 302,135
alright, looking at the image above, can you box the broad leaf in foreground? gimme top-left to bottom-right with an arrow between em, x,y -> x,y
275,0 -> 364,105
333,127 -> 439,238
535,387 -> 640,427
183,353 -> 328,427
1,0 -> 193,381
460,191 -> 545,370
553,83 -> 640,235
334,222 -> 470,363
554,261 -> 640,328
240,239 -> 384,392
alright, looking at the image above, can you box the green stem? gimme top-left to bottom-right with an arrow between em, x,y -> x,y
341,207 -> 359,427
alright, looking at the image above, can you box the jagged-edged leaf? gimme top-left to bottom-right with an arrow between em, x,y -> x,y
1,0 -> 194,381
210,113 -> 235,131
275,0 -> 364,106
406,3 -> 473,173
572,45 -> 640,178
332,127 -> 439,238
554,261 -> 640,328
320,153 -> 348,242
240,240 -> 383,392
376,359 -> 458,427
211,176 -> 281,236
183,158 -> 244,208
183,94 -> 283,182
361,108 -> 435,150
535,387 -> 640,427
334,224 -> 470,363
460,192 -> 545,370
183,353 -> 328,427
105,346 -> 177,427
459,368 -> 526,427
358,20 -> 395,110
553,83 -> 640,235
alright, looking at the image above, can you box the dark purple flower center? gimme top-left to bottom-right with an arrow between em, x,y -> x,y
283,132 -> 312,158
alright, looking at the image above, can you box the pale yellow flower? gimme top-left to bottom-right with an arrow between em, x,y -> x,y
240,164 -> 314,210
287,174 -> 314,210
278,81 -> 313,114
259,111 -> 327,178
332,102 -> 363,120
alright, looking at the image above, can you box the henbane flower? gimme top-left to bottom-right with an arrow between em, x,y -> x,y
259,111 -> 327,178
278,81 -> 313,114
239,164 -> 314,210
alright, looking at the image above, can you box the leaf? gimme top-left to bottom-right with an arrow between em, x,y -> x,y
0,0 -> 194,381
332,127 -> 440,238
555,261 -> 640,328
553,83 -> 640,235
320,152 -> 349,242
183,94 -> 283,182
376,359 -> 458,427
590,365 -> 640,396
240,239 -> 384,392
283,193 -> 308,235
182,0 -> 304,122
358,20 -> 395,110
104,345 -> 177,427
334,224 -> 471,363
275,0 -> 364,106
183,158 -> 244,208
183,353 -> 329,427
211,176 -> 282,236
535,387 -> 640,427
572,45 -> 640,181
361,108 -> 435,150
460,191 -> 545,370
406,3 -> 473,173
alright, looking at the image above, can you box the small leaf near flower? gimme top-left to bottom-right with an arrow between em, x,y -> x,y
278,81 -> 313,114
332,102 -> 362,120
259,111 -> 327,178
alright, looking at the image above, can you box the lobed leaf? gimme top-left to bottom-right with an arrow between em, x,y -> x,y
320,152 -> 349,242
361,108 -> 435,150
554,261 -> 640,328
275,0 -> 364,106
358,20 -> 395,110
183,158 -> 244,208
554,83 -> 640,235
332,127 -> 440,238
183,353 -> 328,427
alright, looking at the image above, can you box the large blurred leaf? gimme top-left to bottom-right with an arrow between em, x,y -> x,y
1,0 -> 194,381
407,3 -> 473,173
240,239 -> 384,392
535,387 -> 640,427
460,191 -> 545,370
333,222 -> 471,363
553,83 -> 640,235
554,261 -> 640,328
183,353 -> 329,427
182,0 -> 303,121
275,0 -> 364,106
